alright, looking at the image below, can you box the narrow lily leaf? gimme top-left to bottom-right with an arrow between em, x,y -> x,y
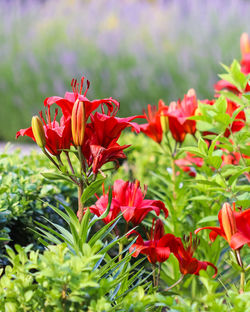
41,172 -> 73,183
198,216 -> 218,224
81,178 -> 105,205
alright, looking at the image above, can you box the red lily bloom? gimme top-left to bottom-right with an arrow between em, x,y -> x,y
139,101 -> 167,144
81,112 -> 141,173
128,219 -> 175,264
195,203 -> 250,250
224,100 -> 246,137
16,107 -> 71,155
44,77 -> 120,121
167,89 -> 197,142
175,152 -> 204,177
172,233 -> 217,277
89,185 -> 120,224
112,179 -> 168,225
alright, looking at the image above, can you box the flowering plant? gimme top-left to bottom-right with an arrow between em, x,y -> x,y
4,33 -> 249,310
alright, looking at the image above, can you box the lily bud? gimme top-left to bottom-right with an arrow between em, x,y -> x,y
221,202 -> 237,243
31,115 -> 46,148
187,88 -> 196,97
194,107 -> 201,116
72,99 -> 85,146
158,100 -> 169,133
240,33 -> 250,57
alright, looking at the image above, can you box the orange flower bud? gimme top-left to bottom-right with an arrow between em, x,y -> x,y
187,88 -> 196,97
221,202 -> 237,243
158,100 -> 169,133
72,100 -> 85,146
240,33 -> 250,57
31,115 -> 46,148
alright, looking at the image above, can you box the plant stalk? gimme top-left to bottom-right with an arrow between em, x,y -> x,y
77,182 -> 84,222
163,274 -> 184,292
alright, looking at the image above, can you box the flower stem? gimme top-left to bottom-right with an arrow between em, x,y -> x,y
152,264 -> 156,287
42,148 -> 60,170
156,263 -> 161,287
65,151 -> 75,175
234,249 -> 245,294
163,274 -> 184,292
240,271 -> 245,294
118,242 -> 123,262
77,182 -> 84,222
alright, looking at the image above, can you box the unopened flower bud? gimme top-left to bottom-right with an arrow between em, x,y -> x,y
159,99 -> 169,133
72,99 -> 85,146
240,33 -> 250,57
194,107 -> 202,116
221,202 -> 237,243
187,88 -> 196,97
31,115 -> 46,148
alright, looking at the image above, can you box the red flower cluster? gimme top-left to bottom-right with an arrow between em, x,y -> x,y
139,89 -> 198,144
17,77 -> 142,173
129,219 -> 217,277
175,152 -> 204,177
90,179 -> 168,225
167,89 -> 197,142
139,100 -> 168,144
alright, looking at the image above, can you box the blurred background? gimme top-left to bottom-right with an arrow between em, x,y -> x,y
1,0 -> 250,142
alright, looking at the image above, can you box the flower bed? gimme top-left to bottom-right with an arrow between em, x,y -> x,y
0,33 -> 249,311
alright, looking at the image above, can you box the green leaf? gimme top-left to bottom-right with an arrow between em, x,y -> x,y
198,138 -> 208,155
197,215 -> 218,224
207,156 -> 222,169
41,172 -> 73,183
81,178 -> 105,205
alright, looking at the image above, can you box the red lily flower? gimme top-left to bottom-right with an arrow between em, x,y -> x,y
139,100 -> 168,144
175,152 -> 204,177
44,77 -> 120,121
172,233 -> 217,277
128,219 -> 175,264
224,100 -> 246,137
89,185 -> 120,224
167,89 -> 197,142
16,107 -> 71,155
195,203 -> 250,250
112,179 -> 168,225
81,112 -> 141,173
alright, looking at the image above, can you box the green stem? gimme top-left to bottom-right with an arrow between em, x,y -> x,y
171,157 -> 177,208
240,271 -> 245,294
163,274 -> 184,292
77,146 -> 85,174
65,151 -> 75,175
118,242 -> 123,262
42,148 -> 60,170
152,264 -> 156,287
234,249 -> 245,294
156,263 -> 161,287
77,182 -> 84,222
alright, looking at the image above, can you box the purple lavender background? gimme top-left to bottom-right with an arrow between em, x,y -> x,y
0,0 -> 250,141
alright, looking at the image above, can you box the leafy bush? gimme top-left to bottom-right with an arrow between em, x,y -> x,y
0,148 -> 76,263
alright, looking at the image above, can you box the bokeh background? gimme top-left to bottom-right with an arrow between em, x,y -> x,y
1,0 -> 250,141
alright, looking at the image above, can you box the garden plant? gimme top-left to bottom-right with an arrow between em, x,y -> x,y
0,33 -> 249,311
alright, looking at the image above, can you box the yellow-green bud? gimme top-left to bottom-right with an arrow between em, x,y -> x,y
31,115 -> 46,148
